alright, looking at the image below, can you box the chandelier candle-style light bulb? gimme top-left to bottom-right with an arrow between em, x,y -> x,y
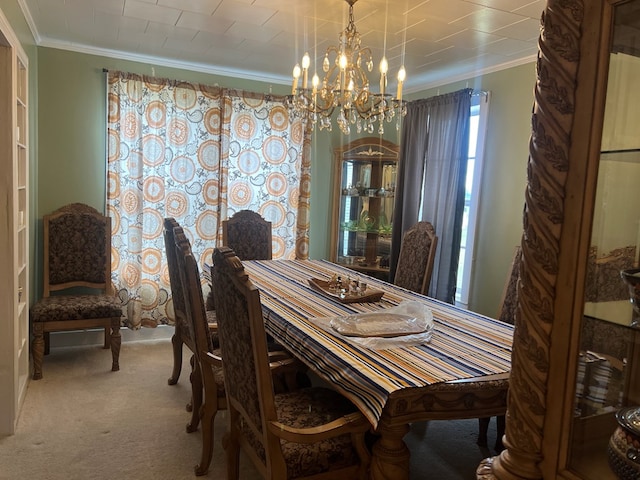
339,53 -> 348,70
292,64 -> 301,95
286,0 -> 407,135
302,52 -> 310,89
397,66 -> 406,101
379,56 -> 388,96
339,53 -> 348,94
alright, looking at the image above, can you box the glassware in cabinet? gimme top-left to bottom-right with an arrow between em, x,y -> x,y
330,138 -> 398,279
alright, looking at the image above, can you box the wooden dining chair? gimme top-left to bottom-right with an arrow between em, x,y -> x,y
164,218 -> 219,433
394,221 -> 438,295
222,209 -> 272,260
164,219 -> 219,380
211,246 -> 371,480
477,245 -> 522,451
220,209 -> 291,355
173,229 -> 226,475
30,203 -> 123,380
177,236 -> 303,476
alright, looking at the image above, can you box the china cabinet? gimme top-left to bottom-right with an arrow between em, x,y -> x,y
329,137 -> 398,280
0,10 -> 29,435
477,1 -> 640,479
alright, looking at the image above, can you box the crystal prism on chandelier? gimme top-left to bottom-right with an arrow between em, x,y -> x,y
286,0 -> 407,135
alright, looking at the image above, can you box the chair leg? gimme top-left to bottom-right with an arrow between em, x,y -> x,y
44,332 -> 50,355
222,416 -> 240,480
195,366 -> 219,476
195,394 -> 218,476
187,356 -> 202,433
110,319 -> 121,372
495,414 -> 506,452
186,354 -> 195,413
32,323 -> 45,380
477,417 -> 490,447
103,326 -> 111,349
168,325 -> 183,385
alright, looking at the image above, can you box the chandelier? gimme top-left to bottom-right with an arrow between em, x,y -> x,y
286,0 -> 407,135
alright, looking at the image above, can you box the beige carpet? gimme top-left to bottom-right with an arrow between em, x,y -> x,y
0,333 -> 500,479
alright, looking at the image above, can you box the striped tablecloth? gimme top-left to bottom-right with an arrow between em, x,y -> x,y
243,259 -> 513,428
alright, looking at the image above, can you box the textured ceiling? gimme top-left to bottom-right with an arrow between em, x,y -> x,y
20,0 -> 544,91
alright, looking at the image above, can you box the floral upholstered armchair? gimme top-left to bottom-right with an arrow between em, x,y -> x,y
29,203 -> 122,380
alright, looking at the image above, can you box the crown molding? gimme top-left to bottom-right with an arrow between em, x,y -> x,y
16,0 -> 40,44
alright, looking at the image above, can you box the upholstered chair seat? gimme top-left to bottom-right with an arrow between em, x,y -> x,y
238,387 -> 362,478
208,361 -> 225,397
273,388 -> 363,478
206,310 -> 219,348
31,295 -> 122,322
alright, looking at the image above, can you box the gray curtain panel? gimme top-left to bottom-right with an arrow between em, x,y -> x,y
390,88 -> 471,303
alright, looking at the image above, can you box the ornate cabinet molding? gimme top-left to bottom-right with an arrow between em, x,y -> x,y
477,0 -> 625,478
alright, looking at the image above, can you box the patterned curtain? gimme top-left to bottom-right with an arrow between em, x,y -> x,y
106,71 -> 311,328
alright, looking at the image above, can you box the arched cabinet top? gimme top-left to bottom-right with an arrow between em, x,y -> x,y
333,137 -> 399,161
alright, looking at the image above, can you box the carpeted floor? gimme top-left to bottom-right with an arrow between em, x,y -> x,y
0,333 -> 501,479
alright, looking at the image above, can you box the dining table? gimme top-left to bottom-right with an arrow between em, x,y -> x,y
240,258 -> 513,480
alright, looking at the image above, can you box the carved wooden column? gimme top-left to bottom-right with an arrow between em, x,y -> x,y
477,0 -> 584,478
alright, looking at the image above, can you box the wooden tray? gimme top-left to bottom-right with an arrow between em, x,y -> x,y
308,278 -> 384,303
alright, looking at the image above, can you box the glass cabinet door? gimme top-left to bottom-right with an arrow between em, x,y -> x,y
569,2 -> 640,477
330,138 -> 398,280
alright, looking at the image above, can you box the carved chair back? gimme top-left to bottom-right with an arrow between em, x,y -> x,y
497,246 -> 523,325
222,210 -> 272,260
394,221 -> 438,295
163,218 -> 191,338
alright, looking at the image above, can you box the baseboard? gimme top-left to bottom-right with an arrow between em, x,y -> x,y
48,325 -> 174,349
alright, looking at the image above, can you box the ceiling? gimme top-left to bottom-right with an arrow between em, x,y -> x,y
20,0 -> 545,92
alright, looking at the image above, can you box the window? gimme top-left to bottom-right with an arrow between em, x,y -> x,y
455,92 -> 490,307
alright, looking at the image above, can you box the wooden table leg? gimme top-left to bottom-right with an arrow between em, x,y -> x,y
370,422 -> 411,480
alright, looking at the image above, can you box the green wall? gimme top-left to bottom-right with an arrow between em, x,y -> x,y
4,0 -> 536,316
